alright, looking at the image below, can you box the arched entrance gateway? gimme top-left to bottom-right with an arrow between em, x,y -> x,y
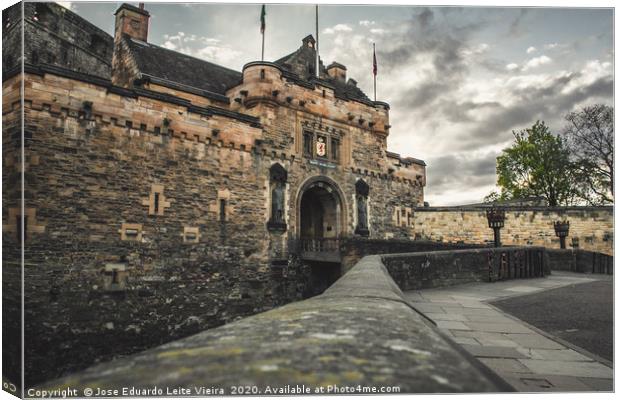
296,177 -> 346,295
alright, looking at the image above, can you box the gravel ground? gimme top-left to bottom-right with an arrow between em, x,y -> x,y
491,276 -> 613,362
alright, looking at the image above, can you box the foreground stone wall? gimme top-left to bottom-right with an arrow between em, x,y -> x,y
413,207 -> 613,255
382,247 -> 547,291
545,249 -> 613,274
340,238 -> 486,271
38,255 -> 509,395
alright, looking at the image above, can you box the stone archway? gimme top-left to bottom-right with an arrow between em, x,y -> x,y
295,176 -> 347,296
296,177 -> 346,240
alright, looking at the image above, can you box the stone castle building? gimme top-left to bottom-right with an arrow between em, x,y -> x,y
3,2 -> 426,384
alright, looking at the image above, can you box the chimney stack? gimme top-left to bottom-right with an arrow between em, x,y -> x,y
114,3 -> 150,43
326,62 -> 347,82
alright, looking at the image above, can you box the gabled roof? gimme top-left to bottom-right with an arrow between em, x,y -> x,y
125,36 -> 242,96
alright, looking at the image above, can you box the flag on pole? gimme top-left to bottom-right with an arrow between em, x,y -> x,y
260,5 -> 266,34
372,43 -> 377,101
372,43 -> 377,76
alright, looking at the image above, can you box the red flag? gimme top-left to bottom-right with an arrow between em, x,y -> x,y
372,43 -> 377,76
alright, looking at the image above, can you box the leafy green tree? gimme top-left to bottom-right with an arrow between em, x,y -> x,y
493,121 -> 577,206
483,191 -> 501,203
562,105 -> 613,205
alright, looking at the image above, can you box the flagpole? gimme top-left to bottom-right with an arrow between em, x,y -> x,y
260,5 -> 266,61
315,5 -> 319,78
373,43 -> 377,101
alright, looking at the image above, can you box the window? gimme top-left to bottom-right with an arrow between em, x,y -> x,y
330,138 -> 339,161
130,18 -> 141,31
90,34 -> 107,56
34,3 -> 54,28
154,192 -> 160,214
260,69 -> 265,80
303,132 -> 313,156
219,199 -> 226,222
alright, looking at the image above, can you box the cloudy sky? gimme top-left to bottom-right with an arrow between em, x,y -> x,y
63,1 -> 613,205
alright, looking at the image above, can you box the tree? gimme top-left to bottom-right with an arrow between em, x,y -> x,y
494,121 -> 577,206
562,104 -> 613,205
483,191 -> 501,203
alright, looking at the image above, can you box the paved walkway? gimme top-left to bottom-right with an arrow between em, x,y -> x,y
403,272 -> 613,392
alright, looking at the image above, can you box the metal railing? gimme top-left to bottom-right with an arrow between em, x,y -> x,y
299,238 -> 341,253
289,238 -> 342,262
488,247 -> 546,282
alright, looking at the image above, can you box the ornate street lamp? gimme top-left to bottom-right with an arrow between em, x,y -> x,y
553,220 -> 570,249
486,208 -> 505,248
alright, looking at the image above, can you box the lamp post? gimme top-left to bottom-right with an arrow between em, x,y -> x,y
553,220 -> 570,249
486,208 -> 505,248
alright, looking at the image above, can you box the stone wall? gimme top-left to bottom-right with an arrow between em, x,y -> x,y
340,238 -> 486,271
2,2 -> 113,77
37,255 -> 509,394
545,249 -> 613,274
412,207 -> 613,255
381,247 -> 547,291
3,62 -> 424,385
2,74 -> 22,389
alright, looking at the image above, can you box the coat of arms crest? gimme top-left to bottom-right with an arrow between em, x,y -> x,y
316,136 -> 326,157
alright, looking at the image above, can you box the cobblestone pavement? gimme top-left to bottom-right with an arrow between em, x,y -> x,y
403,272 -> 613,392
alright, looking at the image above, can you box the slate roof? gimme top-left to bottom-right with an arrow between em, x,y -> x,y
125,36 -> 242,96
327,77 -> 372,105
274,36 -> 373,105
124,33 -> 372,105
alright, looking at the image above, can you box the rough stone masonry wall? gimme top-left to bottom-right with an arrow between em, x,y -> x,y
340,238 -> 486,272
4,65 -> 424,386
2,75 -> 22,388
382,247 -> 547,292
413,207 -> 613,255
7,70 -> 296,385
6,2 -> 114,77
38,255 -> 508,394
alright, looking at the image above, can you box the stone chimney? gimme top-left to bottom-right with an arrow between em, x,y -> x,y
114,3 -> 150,43
326,62 -> 347,82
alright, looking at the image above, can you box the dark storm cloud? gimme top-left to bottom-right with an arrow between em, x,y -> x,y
425,153 -> 498,195
438,100 -> 502,123
462,73 -> 613,150
378,7 -> 485,77
430,154 -> 497,178
399,81 -> 451,109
